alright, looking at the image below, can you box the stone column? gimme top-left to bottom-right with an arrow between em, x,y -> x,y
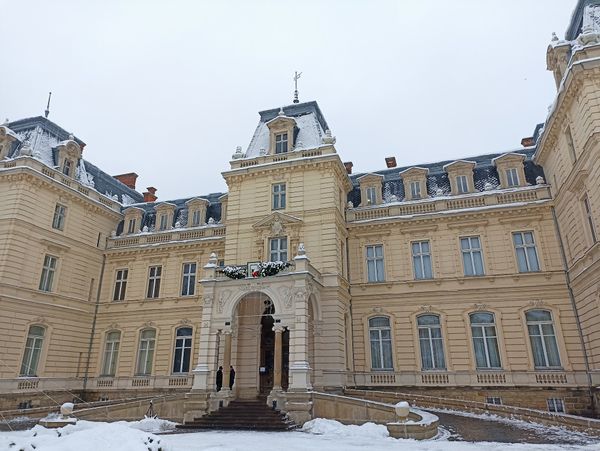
273,325 -> 285,390
221,330 -> 232,392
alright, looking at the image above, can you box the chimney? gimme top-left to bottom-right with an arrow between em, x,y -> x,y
521,137 -> 535,147
344,161 -> 353,174
385,157 -> 397,168
113,172 -> 139,190
143,186 -> 158,202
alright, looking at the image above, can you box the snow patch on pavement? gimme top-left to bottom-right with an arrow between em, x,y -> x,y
302,418 -> 389,438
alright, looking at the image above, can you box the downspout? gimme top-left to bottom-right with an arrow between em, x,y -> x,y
551,206 -> 594,409
83,254 -> 106,394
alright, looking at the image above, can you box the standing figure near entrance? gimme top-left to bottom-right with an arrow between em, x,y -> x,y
229,366 -> 236,390
216,366 -> 223,391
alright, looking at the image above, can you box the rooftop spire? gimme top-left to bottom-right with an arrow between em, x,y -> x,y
44,92 -> 52,118
293,71 -> 302,104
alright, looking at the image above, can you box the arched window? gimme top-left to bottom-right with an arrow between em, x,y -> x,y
173,327 -> 193,373
369,317 -> 393,370
136,329 -> 156,375
470,312 -> 501,369
20,326 -> 45,376
526,310 -> 561,368
417,314 -> 446,370
101,331 -> 121,376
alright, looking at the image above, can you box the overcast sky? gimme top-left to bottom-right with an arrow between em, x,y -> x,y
1,0 -> 577,201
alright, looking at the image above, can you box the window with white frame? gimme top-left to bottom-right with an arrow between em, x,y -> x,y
127,218 -> 137,234
269,237 -> 288,262
366,244 -> 385,282
101,331 -> 120,376
39,255 -> 57,292
412,241 -> 433,280
456,175 -> 468,194
173,327 -> 193,373
461,236 -> 485,276
547,398 -> 565,413
20,326 -> 45,376
486,397 -> 502,405
158,214 -> 168,231
192,209 -> 202,226
366,186 -> 377,205
470,312 -> 501,369
181,262 -> 196,296
369,317 -> 393,370
417,314 -> 446,370
52,204 -> 66,230
506,168 -> 519,187
272,183 -> 286,210
146,265 -> 162,299
526,310 -> 561,368
113,269 -> 128,301
275,133 -> 288,154
136,329 -> 156,375
583,196 -> 597,244
513,231 -> 540,272
62,159 -> 72,176
410,181 -> 421,199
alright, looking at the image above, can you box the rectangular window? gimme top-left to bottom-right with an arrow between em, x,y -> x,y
272,183 -> 286,210
192,209 -> 201,226
565,126 -> 577,163
146,265 -> 162,298
366,186 -> 377,205
39,255 -> 57,292
181,262 -> 196,296
366,244 -> 385,282
486,397 -> 502,405
275,133 -> 288,154
583,196 -> 597,244
20,326 -> 45,376
513,231 -> 540,272
461,236 -> 485,276
269,237 -> 288,262
410,181 -> 421,199
62,159 -> 72,176
456,175 -> 468,194
101,331 -> 120,376
173,327 -> 193,373
417,315 -> 446,370
136,329 -> 156,375
369,317 -> 393,370
127,218 -> 137,234
412,241 -> 433,279
52,204 -> 66,230
547,398 -> 565,413
506,168 -> 519,187
113,269 -> 128,301
159,214 -> 168,231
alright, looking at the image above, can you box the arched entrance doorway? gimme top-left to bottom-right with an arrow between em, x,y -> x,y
232,292 -> 289,398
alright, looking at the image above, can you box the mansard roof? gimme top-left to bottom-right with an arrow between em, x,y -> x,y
5,116 -> 143,205
246,101 -> 329,158
348,147 -> 544,207
566,0 -> 599,41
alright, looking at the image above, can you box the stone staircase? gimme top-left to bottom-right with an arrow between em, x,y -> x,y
177,398 -> 297,431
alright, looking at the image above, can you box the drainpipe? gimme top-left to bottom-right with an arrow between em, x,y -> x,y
83,254 -> 106,394
551,206 -> 594,410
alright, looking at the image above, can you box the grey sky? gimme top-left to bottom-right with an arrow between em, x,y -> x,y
1,0 -> 576,201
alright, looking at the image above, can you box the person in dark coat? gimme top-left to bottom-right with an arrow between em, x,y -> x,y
216,366 -> 223,392
229,366 -> 235,390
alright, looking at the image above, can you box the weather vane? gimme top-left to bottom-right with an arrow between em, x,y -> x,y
293,71 -> 302,104
44,92 -> 52,118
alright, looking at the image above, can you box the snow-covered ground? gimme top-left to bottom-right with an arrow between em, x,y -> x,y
1,417 -> 599,451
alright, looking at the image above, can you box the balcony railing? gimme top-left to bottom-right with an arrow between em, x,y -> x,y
348,185 -> 552,223
107,225 -> 226,249
228,145 -> 336,170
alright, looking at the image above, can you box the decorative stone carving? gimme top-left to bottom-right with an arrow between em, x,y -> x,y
231,146 -> 245,159
143,320 -> 156,328
179,319 -> 192,325
372,306 -> 383,313
297,243 -> 306,256
536,176 -> 545,185
271,219 -> 284,236
419,305 -> 433,313
203,295 -> 213,307
529,299 -> 546,308
108,323 -> 120,330
279,286 -> 293,309
218,289 -> 232,314
474,303 -> 488,311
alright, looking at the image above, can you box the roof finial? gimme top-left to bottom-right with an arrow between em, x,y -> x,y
293,71 -> 302,104
44,92 -> 52,118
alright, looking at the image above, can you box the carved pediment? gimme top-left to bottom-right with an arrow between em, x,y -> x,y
252,212 -> 303,232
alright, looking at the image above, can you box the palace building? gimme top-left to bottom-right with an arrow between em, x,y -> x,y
2,0 -> 600,421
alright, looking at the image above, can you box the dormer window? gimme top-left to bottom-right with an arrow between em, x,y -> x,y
159,214 -> 168,231
192,209 -> 202,226
506,168 -> 519,187
366,187 -> 377,205
275,133 -> 288,154
456,175 -> 468,194
410,181 -> 421,199
127,218 -> 137,234
62,159 -> 72,176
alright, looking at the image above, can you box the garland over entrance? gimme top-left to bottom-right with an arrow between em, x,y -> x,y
220,261 -> 292,280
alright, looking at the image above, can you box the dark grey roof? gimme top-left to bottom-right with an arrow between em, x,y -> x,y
258,101 -> 330,133
8,116 -> 86,146
348,148 -> 545,207
566,0 -> 600,40
116,192 -> 224,234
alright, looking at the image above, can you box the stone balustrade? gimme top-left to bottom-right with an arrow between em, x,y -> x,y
229,145 -> 336,170
107,225 -> 226,249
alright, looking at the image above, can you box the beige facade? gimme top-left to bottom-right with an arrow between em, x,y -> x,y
2,0 -> 600,419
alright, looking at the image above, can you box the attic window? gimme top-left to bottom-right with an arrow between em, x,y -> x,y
275,133 -> 288,154
456,175 -> 468,194
506,168 -> 519,187
366,187 -> 377,205
410,181 -> 421,199
62,159 -> 72,177
159,214 -> 168,231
